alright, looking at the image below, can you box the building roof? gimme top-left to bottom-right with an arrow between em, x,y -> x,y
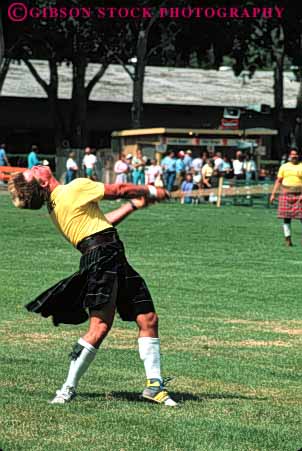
112,127 -> 278,137
1,60 -> 299,108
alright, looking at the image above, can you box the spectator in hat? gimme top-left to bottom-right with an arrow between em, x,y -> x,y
126,154 -> 133,182
132,149 -> 146,185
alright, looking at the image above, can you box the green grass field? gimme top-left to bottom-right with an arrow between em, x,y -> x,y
1,193 -> 302,451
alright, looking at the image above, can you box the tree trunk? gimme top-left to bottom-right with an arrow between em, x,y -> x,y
132,68 -> 145,129
131,29 -> 147,129
273,57 -> 285,158
296,68 -> 302,117
271,25 -> 285,159
0,58 -> 10,93
70,59 -> 88,147
0,10 -> 4,68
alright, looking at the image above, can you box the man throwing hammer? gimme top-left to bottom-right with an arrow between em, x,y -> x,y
8,165 -> 176,406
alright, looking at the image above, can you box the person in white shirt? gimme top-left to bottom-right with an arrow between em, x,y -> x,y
146,159 -> 163,185
114,154 -> 129,183
213,152 -> 224,173
191,155 -> 203,173
65,151 -> 79,184
82,147 -> 97,180
243,154 -> 257,182
232,151 -> 245,180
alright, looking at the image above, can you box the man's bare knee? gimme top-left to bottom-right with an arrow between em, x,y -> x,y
84,311 -> 114,348
136,312 -> 159,337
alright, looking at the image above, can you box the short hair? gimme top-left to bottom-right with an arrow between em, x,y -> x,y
8,173 -> 45,209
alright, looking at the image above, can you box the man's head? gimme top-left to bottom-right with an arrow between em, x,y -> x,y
289,148 -> 299,164
178,150 -> 185,159
8,165 -> 53,209
186,150 -> 192,156
84,147 -> 91,155
236,150 -> 243,160
185,173 -> 193,182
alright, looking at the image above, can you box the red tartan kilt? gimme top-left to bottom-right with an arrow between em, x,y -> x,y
278,192 -> 302,219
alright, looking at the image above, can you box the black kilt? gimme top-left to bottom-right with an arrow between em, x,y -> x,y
26,229 -> 155,326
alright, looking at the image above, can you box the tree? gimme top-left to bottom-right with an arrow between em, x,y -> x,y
112,2 -> 181,129
3,0 -> 117,149
0,9 -> 4,68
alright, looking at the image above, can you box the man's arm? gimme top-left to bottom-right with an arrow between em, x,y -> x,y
105,197 -> 148,226
270,178 -> 282,203
103,183 -> 169,201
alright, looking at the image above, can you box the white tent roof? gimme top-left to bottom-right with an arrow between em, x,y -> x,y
1,60 -> 299,108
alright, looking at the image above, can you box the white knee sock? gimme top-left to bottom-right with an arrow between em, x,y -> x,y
283,223 -> 291,237
62,338 -> 97,390
138,337 -> 162,382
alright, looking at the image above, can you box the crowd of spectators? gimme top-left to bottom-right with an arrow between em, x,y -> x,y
0,143 -> 273,202
114,149 -> 259,203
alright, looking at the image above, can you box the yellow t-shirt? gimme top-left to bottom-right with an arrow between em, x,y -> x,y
48,178 -> 112,247
277,162 -> 302,187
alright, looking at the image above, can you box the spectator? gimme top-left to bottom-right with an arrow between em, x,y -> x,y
181,173 -> 195,204
82,147 -> 97,180
125,154 -> 133,182
65,151 -> 78,184
132,149 -> 146,185
175,150 -> 186,187
202,159 -> 214,188
0,143 -> 10,166
146,158 -> 163,186
243,154 -> 257,182
183,149 -> 193,172
221,156 -> 233,178
161,150 -> 176,192
27,145 -> 40,169
232,150 -> 245,180
191,153 -> 203,175
114,154 -> 129,183
213,151 -> 224,173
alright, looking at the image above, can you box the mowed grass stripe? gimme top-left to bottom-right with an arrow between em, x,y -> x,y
1,194 -> 302,451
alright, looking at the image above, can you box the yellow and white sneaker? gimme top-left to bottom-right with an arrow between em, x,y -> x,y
142,378 -> 177,407
50,386 -> 76,404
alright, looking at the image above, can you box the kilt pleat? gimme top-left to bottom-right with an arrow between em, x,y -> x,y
25,271 -> 89,326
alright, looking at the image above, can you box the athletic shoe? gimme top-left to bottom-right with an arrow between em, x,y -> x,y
142,378 -> 177,407
285,236 -> 293,247
50,386 -> 76,404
